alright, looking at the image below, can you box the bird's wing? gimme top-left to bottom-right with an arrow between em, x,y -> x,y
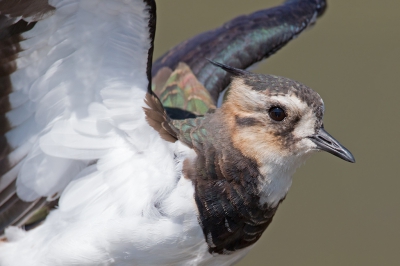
152,0 -> 327,106
0,0 -> 157,235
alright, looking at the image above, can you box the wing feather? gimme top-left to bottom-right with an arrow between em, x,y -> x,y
153,0 -> 327,102
0,0 -> 157,235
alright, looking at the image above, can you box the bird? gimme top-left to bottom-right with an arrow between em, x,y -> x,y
0,0 -> 355,265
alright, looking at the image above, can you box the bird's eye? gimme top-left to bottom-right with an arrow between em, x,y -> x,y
268,107 -> 286,121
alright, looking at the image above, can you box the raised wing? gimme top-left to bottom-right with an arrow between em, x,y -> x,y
0,0 -> 156,235
153,0 -> 327,104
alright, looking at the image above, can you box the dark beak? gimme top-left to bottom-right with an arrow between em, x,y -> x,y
308,128 -> 355,163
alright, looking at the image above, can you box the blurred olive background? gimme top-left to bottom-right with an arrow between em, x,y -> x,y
154,1 -> 400,265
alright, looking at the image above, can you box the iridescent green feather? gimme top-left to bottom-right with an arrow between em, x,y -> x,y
171,117 -> 207,150
152,62 -> 216,116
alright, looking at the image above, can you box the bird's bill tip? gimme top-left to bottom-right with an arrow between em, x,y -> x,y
309,128 -> 355,163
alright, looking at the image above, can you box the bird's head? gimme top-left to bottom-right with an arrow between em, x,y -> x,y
211,61 -> 355,173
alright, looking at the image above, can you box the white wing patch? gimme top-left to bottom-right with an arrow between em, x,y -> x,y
8,0 -> 152,201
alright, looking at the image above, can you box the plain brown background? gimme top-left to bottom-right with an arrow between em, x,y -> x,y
153,1 -> 400,265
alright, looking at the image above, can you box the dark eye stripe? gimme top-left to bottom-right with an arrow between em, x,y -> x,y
268,107 -> 286,121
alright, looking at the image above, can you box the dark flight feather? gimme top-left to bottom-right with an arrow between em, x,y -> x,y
144,0 -> 157,93
152,0 -> 327,102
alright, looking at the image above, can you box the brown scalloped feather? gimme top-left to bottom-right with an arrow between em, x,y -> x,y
143,93 -> 178,143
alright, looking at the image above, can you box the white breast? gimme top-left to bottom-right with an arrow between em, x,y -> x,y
258,153 -> 312,207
